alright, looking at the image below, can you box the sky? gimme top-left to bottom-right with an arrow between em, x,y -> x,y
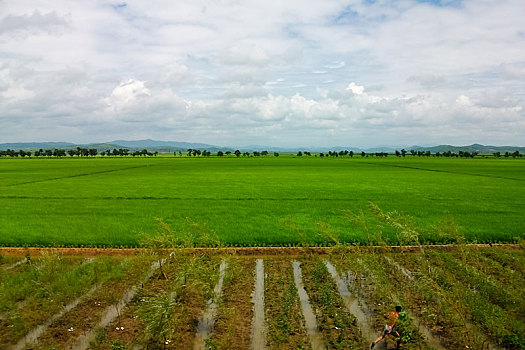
1,0 -> 524,148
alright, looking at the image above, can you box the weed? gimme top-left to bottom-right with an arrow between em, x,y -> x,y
110,340 -> 128,350
137,291 -> 180,348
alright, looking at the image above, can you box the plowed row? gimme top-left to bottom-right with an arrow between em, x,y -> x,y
0,246 -> 523,349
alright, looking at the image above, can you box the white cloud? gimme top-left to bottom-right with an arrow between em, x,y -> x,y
346,82 -> 364,95
0,10 -> 70,36
0,0 -> 524,146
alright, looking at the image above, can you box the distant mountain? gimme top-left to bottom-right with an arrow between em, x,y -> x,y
108,139 -> 224,151
1,141 -> 524,154
0,142 -> 74,150
407,144 -> 525,154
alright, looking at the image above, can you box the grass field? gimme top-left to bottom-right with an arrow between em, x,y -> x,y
1,156 -> 524,247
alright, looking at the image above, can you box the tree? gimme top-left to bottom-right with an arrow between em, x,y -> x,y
297,151 -> 303,157
234,150 -> 241,157
89,148 -> 98,157
361,151 -> 366,157
217,151 -> 224,157
261,150 -> 268,156
493,152 -> 501,158
273,152 -> 279,157
395,150 -> 400,157
349,151 -> 354,158
401,149 -> 407,157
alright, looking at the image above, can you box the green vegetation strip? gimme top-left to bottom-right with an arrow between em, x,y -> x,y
1,157 -> 524,247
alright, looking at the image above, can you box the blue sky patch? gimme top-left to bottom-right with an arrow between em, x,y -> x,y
417,0 -> 462,7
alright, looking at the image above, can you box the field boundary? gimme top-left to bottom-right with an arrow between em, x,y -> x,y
361,160 -> 525,182
0,243 -> 521,257
3,164 -> 153,187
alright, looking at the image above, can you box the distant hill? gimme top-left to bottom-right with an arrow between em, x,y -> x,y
0,142 -> 74,150
0,141 -> 524,154
407,144 -> 525,154
108,139 -> 226,151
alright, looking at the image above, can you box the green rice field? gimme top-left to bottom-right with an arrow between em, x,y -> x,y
1,156 -> 524,247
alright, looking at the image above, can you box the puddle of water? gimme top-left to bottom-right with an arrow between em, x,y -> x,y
292,260 -> 325,350
250,259 -> 266,350
9,284 -> 100,350
70,260 -> 161,350
193,260 -> 228,350
324,260 -> 376,343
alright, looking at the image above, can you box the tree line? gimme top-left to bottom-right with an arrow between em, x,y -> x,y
0,147 -> 522,158
0,147 -> 159,158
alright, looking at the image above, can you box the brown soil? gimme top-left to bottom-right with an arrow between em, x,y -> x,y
31,279 -> 134,349
300,258 -> 365,349
265,258 -> 310,350
0,243 -> 521,257
0,257 -> 87,348
98,256 -> 218,349
97,275 -> 173,349
210,257 -> 256,349
380,253 -> 471,349
328,253 -> 420,349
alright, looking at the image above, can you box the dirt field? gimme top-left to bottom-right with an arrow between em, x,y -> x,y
0,245 -> 523,349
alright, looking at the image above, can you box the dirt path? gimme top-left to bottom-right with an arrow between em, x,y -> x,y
193,260 -> 228,350
251,259 -> 266,350
0,243 -> 520,257
292,261 -> 325,350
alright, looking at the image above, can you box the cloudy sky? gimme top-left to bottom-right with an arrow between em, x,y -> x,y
1,0 -> 524,147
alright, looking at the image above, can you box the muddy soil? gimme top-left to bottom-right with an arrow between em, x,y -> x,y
0,257 -> 90,348
0,243 -> 520,258
32,279 -> 139,349
208,258 -> 255,349
264,259 -> 310,350
390,252 -> 494,349
329,252 -> 429,350
95,265 -> 179,349
22,257 -> 156,349
299,258 -> 365,349
292,260 -> 325,350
